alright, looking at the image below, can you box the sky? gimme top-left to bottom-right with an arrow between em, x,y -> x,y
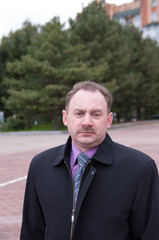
0,0 -> 133,39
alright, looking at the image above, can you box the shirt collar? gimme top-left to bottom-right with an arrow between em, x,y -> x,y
53,134 -> 114,167
71,142 -> 98,166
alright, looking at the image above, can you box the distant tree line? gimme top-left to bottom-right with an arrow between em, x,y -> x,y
0,1 -> 159,130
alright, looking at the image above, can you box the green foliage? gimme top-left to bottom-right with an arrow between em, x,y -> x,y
1,0 -> 159,130
0,21 -> 38,114
2,116 -> 26,131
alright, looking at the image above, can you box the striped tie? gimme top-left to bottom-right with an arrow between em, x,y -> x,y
73,152 -> 90,206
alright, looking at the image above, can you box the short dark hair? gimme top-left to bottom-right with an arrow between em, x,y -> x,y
65,81 -> 113,113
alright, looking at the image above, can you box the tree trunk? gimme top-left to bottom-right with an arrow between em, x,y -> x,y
116,112 -> 120,123
136,107 -> 141,121
53,109 -> 58,130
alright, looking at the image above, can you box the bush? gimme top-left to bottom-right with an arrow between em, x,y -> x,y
2,116 -> 26,131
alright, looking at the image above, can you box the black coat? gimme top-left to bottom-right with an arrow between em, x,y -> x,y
20,133 -> 159,240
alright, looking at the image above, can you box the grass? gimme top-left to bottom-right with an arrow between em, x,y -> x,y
29,123 -> 67,131
29,123 -> 53,131
1,123 -> 67,132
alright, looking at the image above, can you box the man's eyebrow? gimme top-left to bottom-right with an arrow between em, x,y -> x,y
90,109 -> 103,113
73,108 -> 85,113
92,109 -> 102,111
73,108 -> 102,112
73,108 -> 84,111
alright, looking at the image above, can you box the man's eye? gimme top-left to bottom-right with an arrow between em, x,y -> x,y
93,113 -> 101,118
76,112 -> 82,116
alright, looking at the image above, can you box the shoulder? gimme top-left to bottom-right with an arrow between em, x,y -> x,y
106,133 -> 156,172
114,141 -> 152,163
27,136 -> 72,176
29,144 -> 65,170
113,141 -> 159,181
109,139 -> 159,188
34,144 -> 64,159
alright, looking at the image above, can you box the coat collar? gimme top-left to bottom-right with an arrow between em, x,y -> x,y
92,133 -> 114,165
52,133 -> 114,166
52,136 -> 72,166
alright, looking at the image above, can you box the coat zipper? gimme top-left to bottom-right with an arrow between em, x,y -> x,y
64,161 -> 76,240
64,160 -> 90,240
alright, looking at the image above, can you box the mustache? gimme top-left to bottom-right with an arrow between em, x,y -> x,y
78,126 -> 95,132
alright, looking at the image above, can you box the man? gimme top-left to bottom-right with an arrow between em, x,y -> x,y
20,81 -> 159,240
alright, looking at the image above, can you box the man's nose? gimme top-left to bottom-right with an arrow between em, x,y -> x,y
82,114 -> 92,126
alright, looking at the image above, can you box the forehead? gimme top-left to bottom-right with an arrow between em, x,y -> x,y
69,89 -> 107,110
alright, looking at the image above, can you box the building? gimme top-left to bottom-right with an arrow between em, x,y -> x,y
104,0 -> 159,43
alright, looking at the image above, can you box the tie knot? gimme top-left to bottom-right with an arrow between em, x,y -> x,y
77,152 -> 89,168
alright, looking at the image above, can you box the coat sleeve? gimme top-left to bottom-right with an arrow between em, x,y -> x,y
20,160 -> 46,240
130,160 -> 159,240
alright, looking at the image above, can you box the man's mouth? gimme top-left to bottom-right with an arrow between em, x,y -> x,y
79,131 -> 95,135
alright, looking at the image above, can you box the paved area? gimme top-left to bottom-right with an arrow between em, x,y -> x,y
0,121 -> 159,239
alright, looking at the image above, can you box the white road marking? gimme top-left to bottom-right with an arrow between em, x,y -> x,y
0,176 -> 27,187
0,215 -> 22,224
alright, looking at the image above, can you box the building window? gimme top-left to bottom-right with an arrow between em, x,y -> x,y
133,14 -> 141,28
143,25 -> 158,41
150,25 -> 157,40
152,12 -> 157,22
152,0 -> 157,6
126,17 -> 132,26
119,17 -> 126,25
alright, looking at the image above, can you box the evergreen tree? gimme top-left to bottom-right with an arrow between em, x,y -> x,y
0,21 -> 38,114
3,18 -> 70,129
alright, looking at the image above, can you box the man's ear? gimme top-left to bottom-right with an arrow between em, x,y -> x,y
62,110 -> 68,127
107,112 -> 113,129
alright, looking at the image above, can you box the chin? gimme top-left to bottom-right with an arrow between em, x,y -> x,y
78,138 -> 95,147
79,134 -> 95,140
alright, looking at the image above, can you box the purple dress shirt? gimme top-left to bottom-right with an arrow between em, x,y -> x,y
70,143 -> 98,177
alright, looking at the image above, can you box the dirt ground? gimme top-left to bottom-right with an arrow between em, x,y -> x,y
0,121 -> 159,240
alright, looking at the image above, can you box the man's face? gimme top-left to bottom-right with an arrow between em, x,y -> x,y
62,89 -> 113,151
